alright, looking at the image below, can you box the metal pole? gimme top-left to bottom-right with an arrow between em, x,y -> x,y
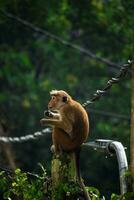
83,139 -> 128,195
108,141 -> 128,194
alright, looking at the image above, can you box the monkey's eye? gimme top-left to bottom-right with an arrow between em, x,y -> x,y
52,96 -> 56,100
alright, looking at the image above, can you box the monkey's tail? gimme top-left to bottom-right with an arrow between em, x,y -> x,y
75,148 -> 91,200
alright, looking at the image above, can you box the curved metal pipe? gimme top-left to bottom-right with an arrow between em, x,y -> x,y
108,141 -> 128,194
83,139 -> 128,195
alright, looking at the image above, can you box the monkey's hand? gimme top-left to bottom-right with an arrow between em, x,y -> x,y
40,110 -> 54,125
44,110 -> 60,120
44,110 -> 53,118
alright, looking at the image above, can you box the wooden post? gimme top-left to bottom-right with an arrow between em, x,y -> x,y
51,152 -> 77,200
51,151 -> 90,200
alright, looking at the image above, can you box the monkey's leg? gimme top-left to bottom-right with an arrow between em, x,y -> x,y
52,129 -> 63,153
53,129 -> 76,151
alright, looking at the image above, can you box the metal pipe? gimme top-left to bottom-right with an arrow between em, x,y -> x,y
83,139 -> 128,195
108,141 -> 128,194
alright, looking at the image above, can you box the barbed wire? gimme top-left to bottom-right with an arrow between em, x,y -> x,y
0,128 -> 51,143
0,9 -> 121,69
82,60 -> 132,107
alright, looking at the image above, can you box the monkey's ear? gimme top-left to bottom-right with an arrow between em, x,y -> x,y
62,96 -> 68,102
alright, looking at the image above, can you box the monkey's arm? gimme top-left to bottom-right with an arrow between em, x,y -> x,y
40,117 -> 72,135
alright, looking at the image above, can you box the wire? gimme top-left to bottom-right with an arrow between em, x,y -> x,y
0,9 -> 121,69
82,60 -> 131,107
89,108 -> 130,121
0,128 -> 51,143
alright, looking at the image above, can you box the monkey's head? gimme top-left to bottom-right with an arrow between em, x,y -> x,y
48,90 -> 72,111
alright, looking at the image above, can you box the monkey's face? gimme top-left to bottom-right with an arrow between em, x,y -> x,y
48,95 -> 68,111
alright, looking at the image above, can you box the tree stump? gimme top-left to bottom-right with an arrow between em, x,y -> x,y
51,151 -> 90,200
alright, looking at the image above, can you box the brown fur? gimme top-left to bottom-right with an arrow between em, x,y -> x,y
40,90 -> 89,153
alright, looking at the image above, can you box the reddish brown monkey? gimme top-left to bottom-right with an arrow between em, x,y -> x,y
40,90 -> 90,199
40,90 -> 89,152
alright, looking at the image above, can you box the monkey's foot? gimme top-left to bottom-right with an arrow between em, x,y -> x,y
51,145 -> 63,159
50,145 -> 55,153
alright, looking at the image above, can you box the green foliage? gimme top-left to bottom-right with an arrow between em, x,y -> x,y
110,193 -> 120,200
87,186 -> 103,200
1,168 -> 134,200
0,171 -> 9,192
53,181 -> 80,200
0,168 -> 50,200
123,192 -> 134,200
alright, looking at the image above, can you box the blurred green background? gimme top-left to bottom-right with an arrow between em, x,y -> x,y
0,0 -> 133,198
